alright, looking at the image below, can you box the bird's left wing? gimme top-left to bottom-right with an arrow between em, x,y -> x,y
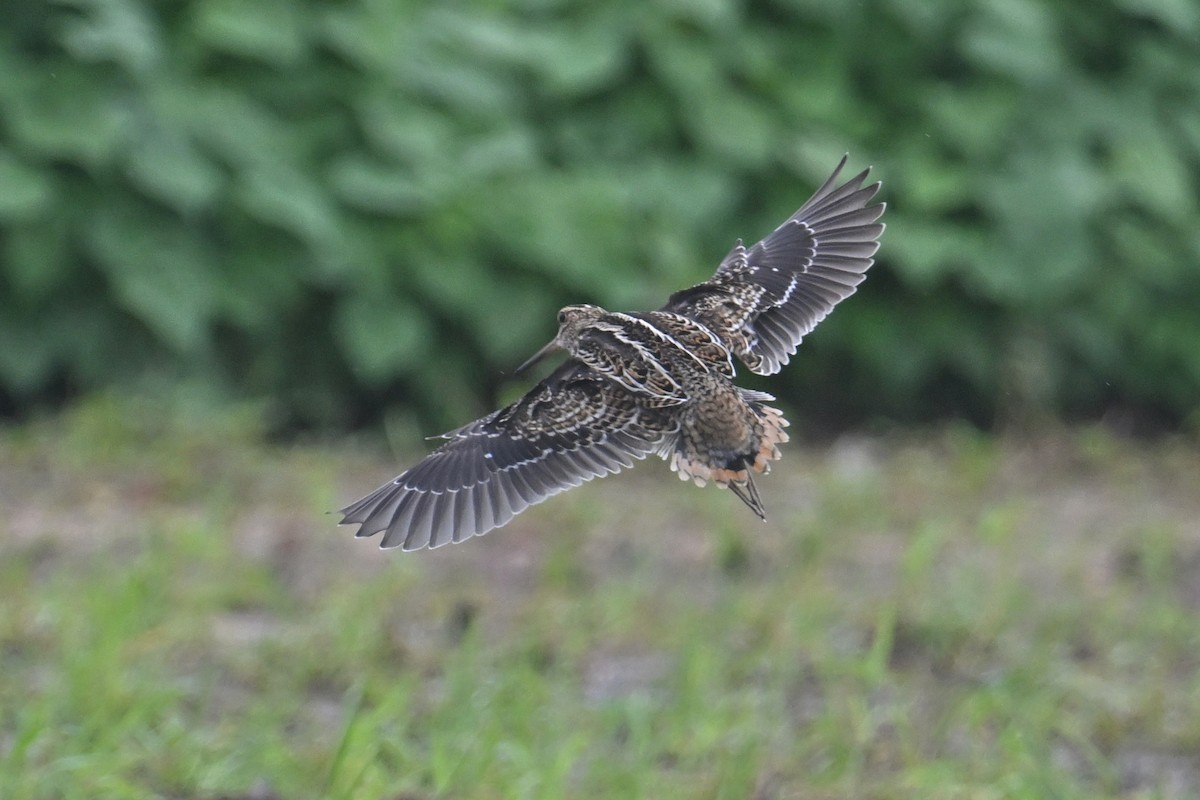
661,155 -> 885,375
339,360 -> 675,550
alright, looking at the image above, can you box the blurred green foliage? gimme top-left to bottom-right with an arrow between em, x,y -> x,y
0,0 -> 1197,431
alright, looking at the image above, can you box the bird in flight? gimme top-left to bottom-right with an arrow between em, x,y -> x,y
341,156 -> 885,550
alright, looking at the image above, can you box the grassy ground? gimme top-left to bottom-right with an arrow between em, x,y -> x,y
1,393 -> 1198,799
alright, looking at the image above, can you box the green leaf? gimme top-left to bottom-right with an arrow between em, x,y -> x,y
642,22 -> 724,102
170,86 -> 290,170
234,166 -> 344,256
0,307 -> 60,391
215,237 -> 308,331
536,23 -> 632,96
190,0 -> 308,66
920,84 -> 1020,161
334,291 -> 432,383
456,126 -> 540,181
1109,128 -> 1193,222
1115,0 -> 1200,35
5,66 -> 132,166
977,147 -> 1103,303
429,10 -> 631,97
58,0 -> 162,74
405,56 -> 520,118
353,90 -> 457,165
3,218 -> 73,301
86,202 -> 218,353
124,128 -> 224,214
319,0 -> 421,75
884,215 -> 989,289
328,156 -> 428,214
0,149 -> 54,220
477,171 -> 636,294
687,88 -> 778,168
959,0 -> 1064,84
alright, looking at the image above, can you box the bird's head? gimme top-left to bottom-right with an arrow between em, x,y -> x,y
516,303 -> 605,375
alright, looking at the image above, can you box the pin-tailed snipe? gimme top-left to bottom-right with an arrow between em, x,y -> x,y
341,156 -> 886,550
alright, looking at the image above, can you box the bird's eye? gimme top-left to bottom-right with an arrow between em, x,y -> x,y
558,310 -> 567,324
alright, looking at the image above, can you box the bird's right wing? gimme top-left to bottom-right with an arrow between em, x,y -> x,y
661,155 -> 885,375
339,360 -> 675,551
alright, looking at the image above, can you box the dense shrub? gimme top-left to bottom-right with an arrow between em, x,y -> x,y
1,0 -> 1197,431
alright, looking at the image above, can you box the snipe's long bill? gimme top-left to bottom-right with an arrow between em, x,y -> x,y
340,155 -> 886,551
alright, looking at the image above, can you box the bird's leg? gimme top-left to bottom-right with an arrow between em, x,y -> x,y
727,471 -> 766,520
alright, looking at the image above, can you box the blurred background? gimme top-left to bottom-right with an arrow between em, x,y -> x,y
3,1 -> 1200,798
1,0 -> 1197,435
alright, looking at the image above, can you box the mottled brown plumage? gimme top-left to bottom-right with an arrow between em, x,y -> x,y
341,156 -> 885,550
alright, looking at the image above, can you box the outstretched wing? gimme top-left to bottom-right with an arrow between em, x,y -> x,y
339,360 -> 675,551
661,155 -> 885,375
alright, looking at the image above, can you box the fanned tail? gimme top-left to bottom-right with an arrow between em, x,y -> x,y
669,393 -> 790,519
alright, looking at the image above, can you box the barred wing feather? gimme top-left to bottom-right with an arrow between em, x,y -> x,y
339,361 -> 673,550
662,155 -> 886,375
